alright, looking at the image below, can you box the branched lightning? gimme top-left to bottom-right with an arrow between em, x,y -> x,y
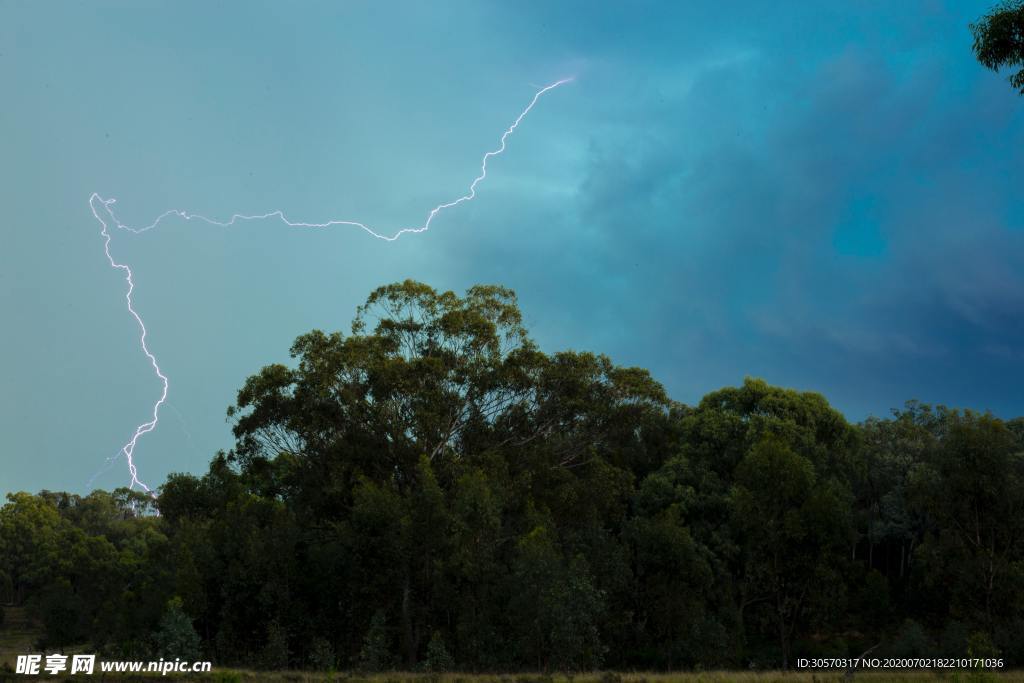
91,77 -> 573,493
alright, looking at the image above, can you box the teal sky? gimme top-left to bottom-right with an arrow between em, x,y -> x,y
2,1 -> 1022,495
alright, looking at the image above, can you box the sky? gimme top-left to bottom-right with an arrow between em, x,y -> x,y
2,1 -> 1022,496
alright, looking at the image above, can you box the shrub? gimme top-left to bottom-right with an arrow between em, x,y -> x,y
153,597 -> 201,661
260,620 -> 290,670
308,636 -> 336,670
358,610 -> 394,672
423,630 -> 455,672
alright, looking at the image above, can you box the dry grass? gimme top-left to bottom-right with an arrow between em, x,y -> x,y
82,671 -> 1022,683
0,667 -> 1021,682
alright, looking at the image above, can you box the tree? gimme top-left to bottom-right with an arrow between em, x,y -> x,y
260,620 -> 290,670
907,410 -> 1024,631
508,524 -> 606,671
448,467 -> 506,669
221,280 -> 667,668
422,630 -> 455,672
626,456 -> 731,669
971,1 -> 1024,93
358,609 -> 394,672
0,493 -> 67,605
153,597 -> 201,661
731,434 -> 852,670
226,280 -> 542,513
11,279 -> 1024,669
679,377 -> 854,482
307,637 -> 336,671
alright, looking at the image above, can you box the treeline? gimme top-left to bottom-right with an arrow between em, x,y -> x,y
2,281 -> 1023,671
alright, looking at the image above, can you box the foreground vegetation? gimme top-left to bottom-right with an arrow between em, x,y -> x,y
7,673 -> 1021,683
193,675 -> 1024,683
2,281 -> 1023,673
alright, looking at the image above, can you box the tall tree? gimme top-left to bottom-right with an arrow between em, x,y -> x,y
731,434 -> 852,670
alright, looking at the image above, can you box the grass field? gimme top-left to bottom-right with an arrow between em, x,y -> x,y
1,667 -> 1023,682
166,672 -> 1024,683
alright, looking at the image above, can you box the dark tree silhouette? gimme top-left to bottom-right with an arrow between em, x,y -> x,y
972,0 -> 1024,93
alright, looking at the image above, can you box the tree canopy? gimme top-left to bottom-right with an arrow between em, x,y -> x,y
972,0 -> 1024,93
2,281 -> 1023,672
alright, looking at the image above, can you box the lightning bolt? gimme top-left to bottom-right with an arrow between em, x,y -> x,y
91,77 -> 573,493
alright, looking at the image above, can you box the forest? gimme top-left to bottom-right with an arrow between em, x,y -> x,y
1,280 -> 1022,673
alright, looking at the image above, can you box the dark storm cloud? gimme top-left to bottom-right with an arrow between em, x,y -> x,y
697,52 -> 1021,416
473,19 -> 1024,419
4,1 -> 1023,494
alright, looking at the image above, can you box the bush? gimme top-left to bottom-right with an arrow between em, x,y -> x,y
968,630 -> 1001,660
153,597 -> 201,661
260,620 -> 290,670
308,636 -> 336,670
423,630 -> 455,672
941,620 -> 970,658
888,619 -> 934,658
209,673 -> 242,683
358,610 -> 394,672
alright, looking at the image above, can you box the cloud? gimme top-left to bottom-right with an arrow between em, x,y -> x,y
471,23 -> 1024,419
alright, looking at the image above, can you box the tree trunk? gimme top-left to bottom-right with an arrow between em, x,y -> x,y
778,594 -> 790,670
402,576 -> 416,668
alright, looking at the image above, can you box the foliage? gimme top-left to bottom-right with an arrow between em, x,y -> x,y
422,630 -> 455,672
261,620 -> 290,671
359,610 -> 395,672
3,281 -> 1024,672
153,596 -> 202,661
971,1 -> 1024,93
307,636 -> 336,671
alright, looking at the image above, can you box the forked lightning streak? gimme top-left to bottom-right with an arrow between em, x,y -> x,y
90,77 -> 573,493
